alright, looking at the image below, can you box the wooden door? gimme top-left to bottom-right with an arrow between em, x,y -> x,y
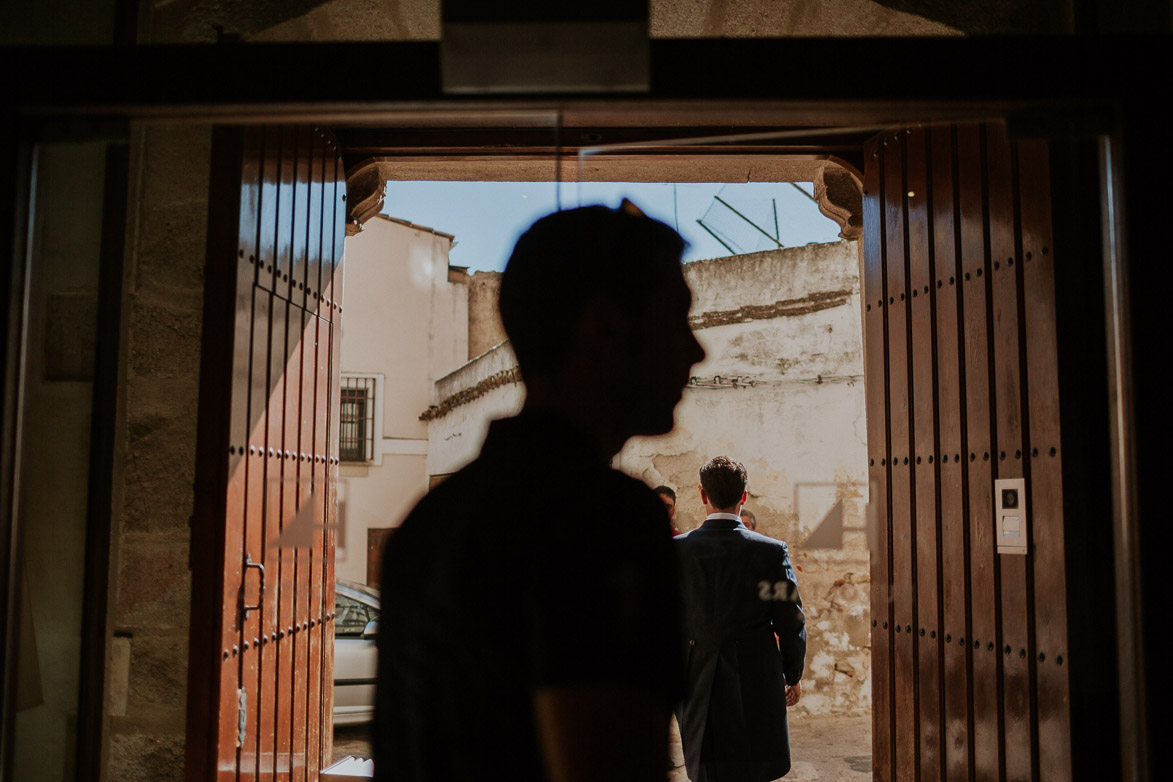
863,122 -> 1071,782
187,125 -> 346,781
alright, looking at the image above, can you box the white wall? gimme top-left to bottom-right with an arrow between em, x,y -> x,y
336,216 -> 467,584
425,341 -> 523,476
420,240 -> 872,716
619,241 -> 871,716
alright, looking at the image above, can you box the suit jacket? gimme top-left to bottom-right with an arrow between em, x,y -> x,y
675,518 -> 806,782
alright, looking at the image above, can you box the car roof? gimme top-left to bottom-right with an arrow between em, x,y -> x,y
335,578 -> 380,607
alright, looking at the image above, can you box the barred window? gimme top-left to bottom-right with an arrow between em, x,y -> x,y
340,376 -> 376,462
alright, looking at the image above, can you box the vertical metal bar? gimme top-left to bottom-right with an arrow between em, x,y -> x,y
1100,135 -> 1147,782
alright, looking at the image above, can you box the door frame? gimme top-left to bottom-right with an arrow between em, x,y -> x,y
1,36 -> 1162,782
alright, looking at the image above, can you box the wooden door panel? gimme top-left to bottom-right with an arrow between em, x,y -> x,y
292,307 -> 312,782
259,292 -> 287,781
906,126 -> 942,781
304,312 -> 328,777
1017,142 -> 1071,782
275,127 -> 297,305
320,147 -> 343,766
956,122 -> 1001,782
862,133 -> 894,782
277,300 -> 300,777
240,285 -> 271,776
257,127 -> 281,295
882,130 -> 918,782
863,122 -> 1070,782
986,128 -> 1034,782
188,125 -> 345,782
216,125 -> 263,781
929,124 -> 973,782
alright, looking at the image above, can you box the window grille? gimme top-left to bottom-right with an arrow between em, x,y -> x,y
340,376 -> 376,461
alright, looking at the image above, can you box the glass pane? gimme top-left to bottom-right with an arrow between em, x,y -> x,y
335,594 -> 375,637
11,139 -> 108,782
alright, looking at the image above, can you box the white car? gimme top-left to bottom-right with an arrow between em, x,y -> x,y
333,579 -> 380,725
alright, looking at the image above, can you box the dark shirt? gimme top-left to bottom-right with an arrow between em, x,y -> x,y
374,411 -> 684,782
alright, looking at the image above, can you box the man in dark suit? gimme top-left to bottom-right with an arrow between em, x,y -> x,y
375,203 -> 706,782
675,456 -> 806,782
653,485 -> 682,536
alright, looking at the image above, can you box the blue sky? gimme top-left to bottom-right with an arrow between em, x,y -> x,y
382,180 -> 843,272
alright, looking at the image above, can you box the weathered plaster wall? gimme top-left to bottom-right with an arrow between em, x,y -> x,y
424,241 -> 871,716
424,341 -> 523,479
621,241 -> 871,717
336,216 -> 466,583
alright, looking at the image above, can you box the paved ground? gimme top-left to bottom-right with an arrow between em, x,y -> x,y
668,715 -> 871,781
332,723 -> 372,764
334,714 -> 870,780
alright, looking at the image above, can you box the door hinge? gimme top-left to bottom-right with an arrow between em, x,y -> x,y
237,687 -> 247,748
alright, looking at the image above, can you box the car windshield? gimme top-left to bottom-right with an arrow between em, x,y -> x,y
335,592 -> 378,637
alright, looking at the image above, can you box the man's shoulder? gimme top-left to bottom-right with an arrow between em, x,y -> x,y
745,530 -> 790,550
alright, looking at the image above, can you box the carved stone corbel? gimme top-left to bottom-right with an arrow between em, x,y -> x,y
344,160 -> 385,236
814,165 -> 863,242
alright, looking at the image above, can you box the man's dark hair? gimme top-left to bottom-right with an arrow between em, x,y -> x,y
653,485 -> 676,502
699,456 -> 748,510
499,205 -> 686,376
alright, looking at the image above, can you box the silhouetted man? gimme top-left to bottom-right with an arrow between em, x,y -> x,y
375,203 -> 706,782
653,485 -> 681,536
675,457 -> 806,782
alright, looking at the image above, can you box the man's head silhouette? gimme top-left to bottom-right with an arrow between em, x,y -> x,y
500,203 -> 704,455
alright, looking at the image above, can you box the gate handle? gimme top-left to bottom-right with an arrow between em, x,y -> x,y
242,553 -> 265,618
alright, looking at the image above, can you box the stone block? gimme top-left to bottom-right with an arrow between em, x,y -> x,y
114,533 -> 191,630
140,126 -> 213,212
133,126 -> 212,295
128,293 -> 204,382
109,636 -> 130,716
107,731 -> 186,782
122,410 -> 197,533
135,201 -> 209,295
125,631 -> 189,708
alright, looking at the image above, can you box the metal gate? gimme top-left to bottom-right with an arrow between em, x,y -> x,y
186,126 -> 346,781
863,122 -> 1070,782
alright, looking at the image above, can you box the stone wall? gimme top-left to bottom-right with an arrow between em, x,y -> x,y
105,125 -> 210,780
424,241 -> 872,717
467,270 -> 506,360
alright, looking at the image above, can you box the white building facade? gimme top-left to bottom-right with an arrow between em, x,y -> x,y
335,215 -> 469,585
